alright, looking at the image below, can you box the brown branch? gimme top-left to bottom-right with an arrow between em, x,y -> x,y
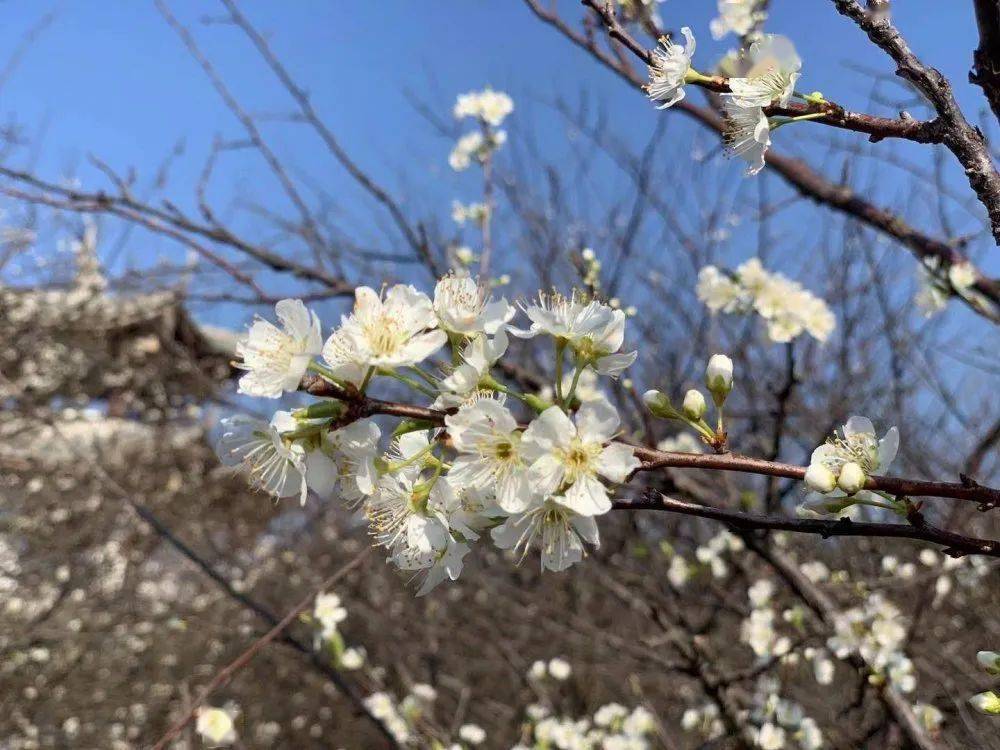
831,0 -> 1000,245
521,0 -> 1000,320
0,168 -> 355,294
151,547 -> 373,750
744,537 -> 943,750
218,0 -> 438,274
155,0 -> 328,255
619,491 -> 1000,558
300,374 -> 1000,512
972,0 -> 1000,124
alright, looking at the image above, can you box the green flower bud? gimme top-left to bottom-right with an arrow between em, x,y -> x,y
970,691 -> 1000,715
682,388 -> 707,420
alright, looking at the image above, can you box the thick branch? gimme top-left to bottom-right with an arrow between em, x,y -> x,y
300,375 -> 1000,511
832,0 -> 1000,244
972,0 -> 1000,124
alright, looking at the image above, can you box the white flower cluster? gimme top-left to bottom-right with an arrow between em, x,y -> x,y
645,12 -> 804,176
827,593 -> 916,693
697,258 -> 835,343
450,88 -> 512,171
744,678 -> 823,750
741,579 -> 792,660
221,278 -> 640,595
312,591 -> 366,670
681,678 -> 823,749
800,416 -> 898,517
915,256 -> 979,317
453,87 -> 514,127
196,704 -> 239,746
451,200 -> 490,226
519,660 -> 658,749
971,650 -> 1000,716
710,0 -> 767,40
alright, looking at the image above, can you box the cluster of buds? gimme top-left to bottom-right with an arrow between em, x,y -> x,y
643,353 -> 733,451
971,651 -> 1000,716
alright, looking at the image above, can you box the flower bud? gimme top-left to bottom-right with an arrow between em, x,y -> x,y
643,389 -> 678,419
970,690 -> 1000,715
682,389 -> 707,420
977,651 -> 1000,675
837,462 -> 866,495
705,354 -> 734,405
804,463 -> 837,494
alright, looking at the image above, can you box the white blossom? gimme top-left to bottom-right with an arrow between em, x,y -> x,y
548,657 -> 572,680
492,497 -> 599,571
454,88 -> 513,127
433,273 -> 514,336
802,416 -> 898,512
436,332 -> 509,408
757,722 -> 786,749
340,646 -> 366,670
723,101 -> 770,175
322,285 -> 446,381
697,265 -> 746,313
235,298 -> 322,397
313,592 -> 347,639
513,291 -> 637,376
726,35 -> 801,108
216,411 -> 337,504
196,705 -> 238,746
449,129 -> 507,171
647,27 -> 696,110
978,650 -> 1000,675
970,691 -> 1000,715
699,260 -> 835,343
710,0 -> 760,40
521,401 -> 639,516
446,396 -> 536,513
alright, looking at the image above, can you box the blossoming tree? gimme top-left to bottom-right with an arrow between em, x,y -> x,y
3,1 -> 1000,748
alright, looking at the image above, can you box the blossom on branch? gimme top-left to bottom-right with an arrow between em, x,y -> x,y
322,285 -> 446,381
235,298 -> 322,398
647,27 -> 696,110
521,400 -> 639,516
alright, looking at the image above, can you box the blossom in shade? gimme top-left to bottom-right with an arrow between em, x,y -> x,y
492,497 -> 600,571
216,411 -> 337,505
446,396 -> 536,513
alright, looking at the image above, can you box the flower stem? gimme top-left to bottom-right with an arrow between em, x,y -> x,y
409,365 -> 440,387
307,361 -> 348,390
358,366 -> 376,394
554,341 -> 567,405
378,368 -> 436,398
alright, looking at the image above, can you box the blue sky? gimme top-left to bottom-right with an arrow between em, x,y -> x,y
0,1 -> 994,323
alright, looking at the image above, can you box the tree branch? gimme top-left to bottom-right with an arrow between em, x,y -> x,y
619,491 -> 1000,558
972,0 -> 1000,124
832,0 -> 1000,244
521,0 -> 1000,321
